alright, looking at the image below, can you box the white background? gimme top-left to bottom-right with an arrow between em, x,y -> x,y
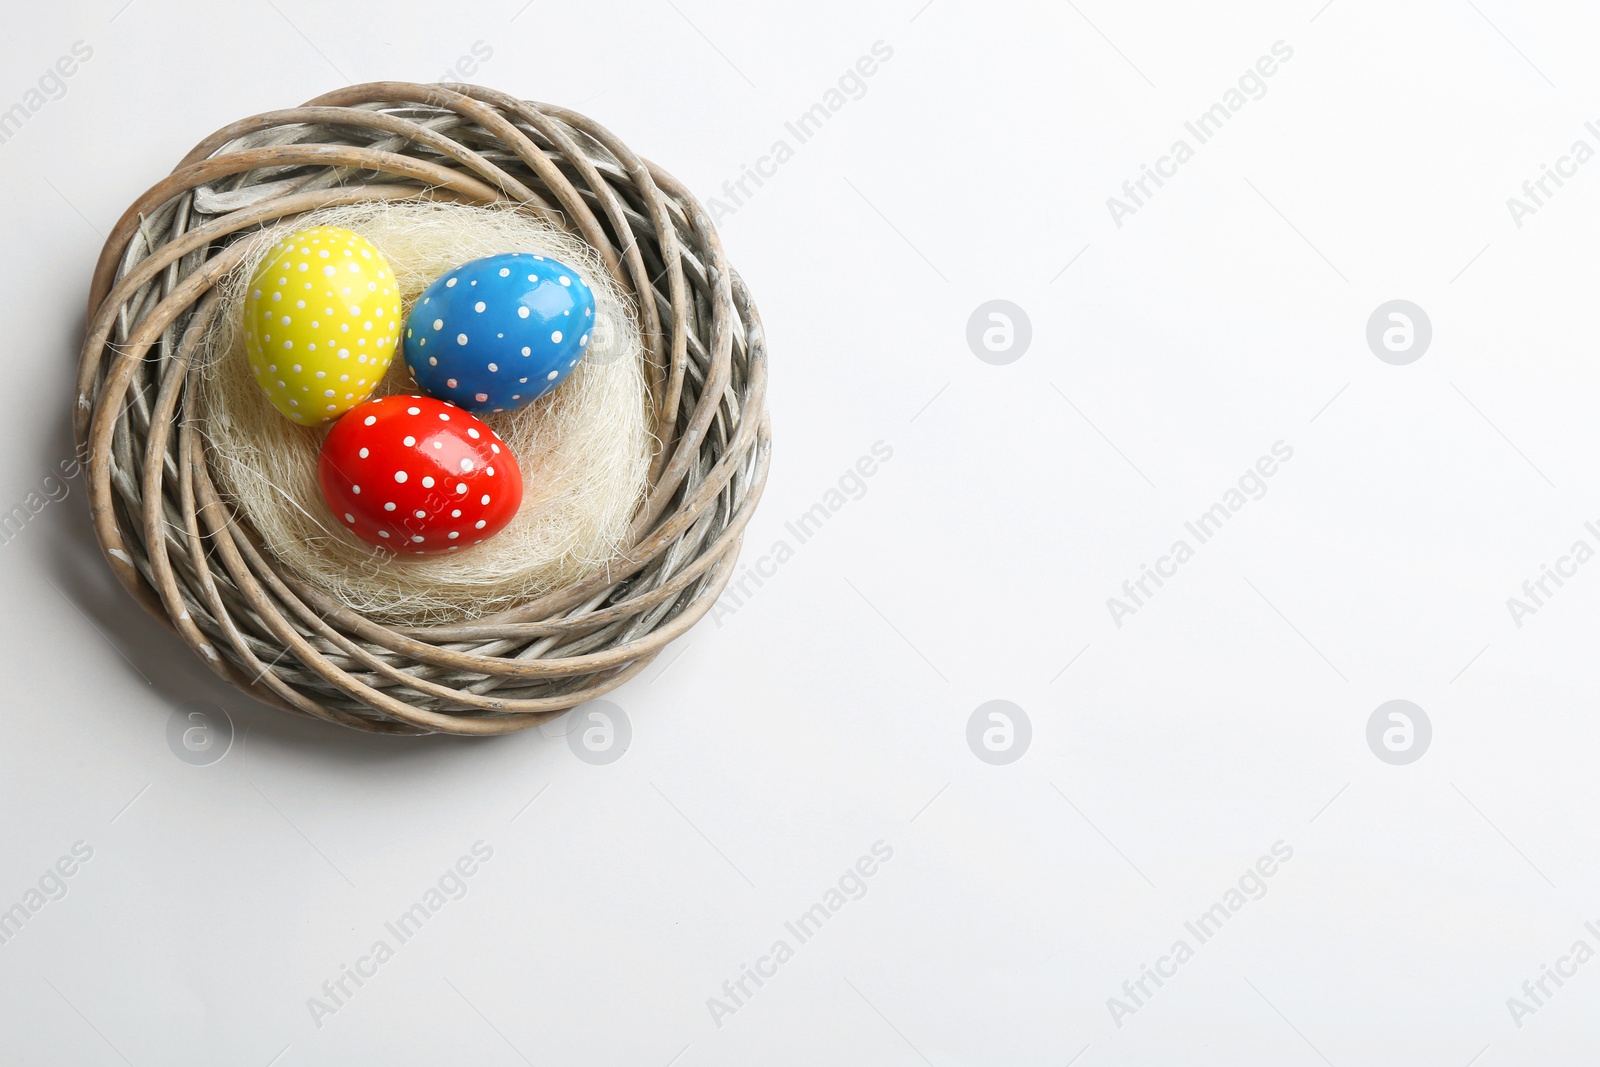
2,0 -> 1597,1063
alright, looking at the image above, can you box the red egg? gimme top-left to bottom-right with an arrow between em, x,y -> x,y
318,395 -> 522,555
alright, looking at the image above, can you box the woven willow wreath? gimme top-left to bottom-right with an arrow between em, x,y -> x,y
74,82 -> 770,735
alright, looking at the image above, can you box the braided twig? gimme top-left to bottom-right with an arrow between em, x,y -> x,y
74,81 -> 771,735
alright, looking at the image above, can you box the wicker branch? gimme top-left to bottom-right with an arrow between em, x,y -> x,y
74,81 -> 771,735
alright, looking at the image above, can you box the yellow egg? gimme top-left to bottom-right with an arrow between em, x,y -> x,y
242,226 -> 402,426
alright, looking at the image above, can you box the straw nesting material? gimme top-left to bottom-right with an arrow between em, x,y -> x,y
194,199 -> 653,625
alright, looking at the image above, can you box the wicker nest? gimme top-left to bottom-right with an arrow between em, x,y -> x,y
74,81 -> 770,735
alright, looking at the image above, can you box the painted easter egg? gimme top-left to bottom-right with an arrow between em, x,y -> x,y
243,226 -> 401,426
401,252 -> 595,414
318,395 -> 522,555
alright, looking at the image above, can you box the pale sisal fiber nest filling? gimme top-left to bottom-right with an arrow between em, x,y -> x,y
192,199 -> 654,625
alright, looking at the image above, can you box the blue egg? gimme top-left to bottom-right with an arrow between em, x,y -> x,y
402,252 -> 596,413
